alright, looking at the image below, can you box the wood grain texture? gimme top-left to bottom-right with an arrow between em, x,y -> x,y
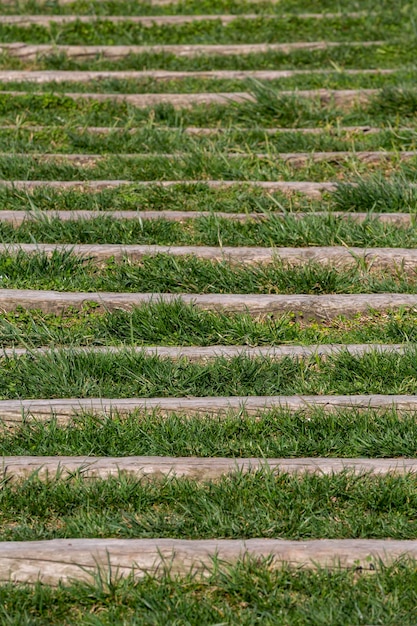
0,343 -> 408,360
0,538 -> 415,584
0,13 -> 376,26
2,395 -> 417,424
0,210 -> 412,226
0,89 -> 377,108
1,180 -> 336,197
2,243 -> 417,270
3,455 -> 417,481
0,68 -> 395,83
0,41 -> 383,60
0,290 -> 415,318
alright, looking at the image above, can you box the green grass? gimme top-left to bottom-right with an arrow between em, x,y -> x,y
3,470 -> 417,540
1,123 -> 416,153
0,559 -> 416,625
3,251 -> 417,294
2,347 -> 417,399
0,14 -> 404,45
4,213 -> 417,248
1,87 -> 417,130
3,407 -> 417,457
0,302 -> 416,347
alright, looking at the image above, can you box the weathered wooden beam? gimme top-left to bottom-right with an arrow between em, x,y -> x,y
0,210 -> 412,226
0,538 -> 415,584
0,41 -> 383,60
3,150 -> 414,166
0,180 -> 335,197
0,290 -> 415,318
0,68 -> 395,83
2,243 -> 417,270
3,455 -> 417,481
0,89 -> 377,108
0,13 -> 377,26
1,395 -> 417,425
0,344 -> 408,360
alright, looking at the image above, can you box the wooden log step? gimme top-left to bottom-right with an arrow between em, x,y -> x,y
3,455 -> 417,481
0,181 -> 335,197
0,538 -> 415,584
2,395 -> 417,425
0,89 -> 377,108
6,150 -> 415,165
3,243 -> 417,270
0,210 -> 412,226
0,69 -> 395,83
0,124 -> 397,134
0,12 -> 376,26
0,290 -> 415,318
0,41 -> 383,60
0,344 -> 408,360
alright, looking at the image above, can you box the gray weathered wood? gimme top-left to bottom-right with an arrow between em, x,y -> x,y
0,290 -> 415,318
0,343 -> 408,360
3,243 -> 417,270
0,41 -> 383,60
0,538 -> 415,584
0,69 -> 395,83
0,13 -> 376,26
0,180 -> 336,197
5,150 -> 414,165
3,455 -> 417,481
0,210 -> 412,225
2,395 -> 417,424
0,89 -> 377,108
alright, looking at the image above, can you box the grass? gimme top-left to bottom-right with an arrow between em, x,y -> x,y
2,347 -> 417,398
3,407 -> 417,457
5,213 -> 417,248
0,559 -> 416,625
4,251 -> 417,294
3,470 -> 417,541
0,301 -> 416,347
1,123 -> 416,153
0,14 -> 404,45
1,86 -> 417,129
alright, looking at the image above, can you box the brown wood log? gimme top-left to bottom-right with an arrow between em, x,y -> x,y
0,13 -> 376,26
0,538 -> 415,584
1,395 -> 417,425
0,180 -> 336,197
2,243 -> 417,271
0,343 -> 408,360
0,290 -> 414,318
0,210 -> 412,226
0,89 -> 377,108
2,455 -> 417,481
0,41 -> 383,60
0,69 -> 395,83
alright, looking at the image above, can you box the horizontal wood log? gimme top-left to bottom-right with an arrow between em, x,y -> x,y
0,12 -> 376,26
2,243 -> 417,271
1,180 -> 336,197
0,41 -> 383,60
0,68 -> 395,83
4,150 -> 414,166
2,395 -> 417,425
0,210 -> 412,226
0,538 -> 415,584
0,290 -> 415,319
3,455 -> 417,481
0,343 -> 408,361
0,124 -> 396,135
0,89 -> 377,108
